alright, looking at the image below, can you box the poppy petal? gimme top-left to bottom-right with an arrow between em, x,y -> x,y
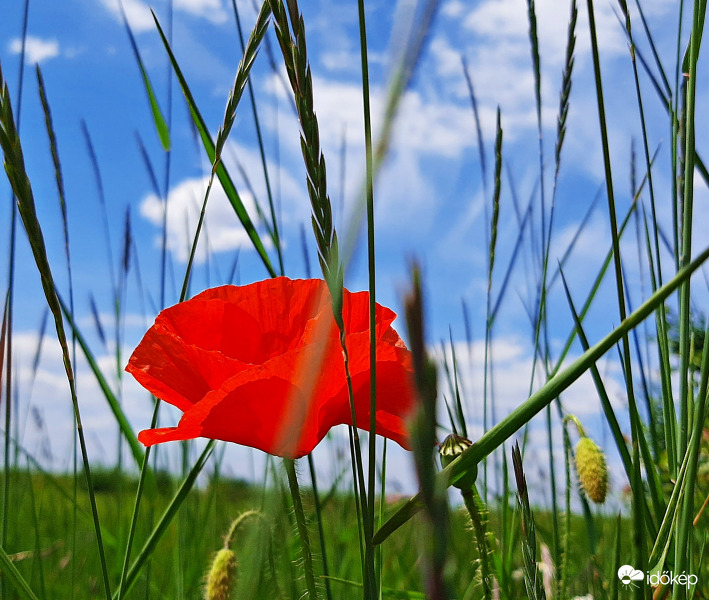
128,277 -> 417,458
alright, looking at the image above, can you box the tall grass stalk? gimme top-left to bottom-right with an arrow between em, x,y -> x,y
482,108 -> 502,503
585,1 -> 649,593
2,7 -> 29,600
231,0 -> 284,276
354,0 -> 382,596
0,60 -> 113,600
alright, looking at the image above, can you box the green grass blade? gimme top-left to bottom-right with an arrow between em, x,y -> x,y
0,61 -> 112,599
80,120 -> 117,299
559,269 -> 660,536
112,440 -> 215,599
2,7 -> 29,591
0,545 -> 40,600
373,242 -> 709,544
355,0 -> 379,593
57,293 -> 145,470
119,2 -> 170,151
512,443 -> 546,600
88,293 -> 107,349
324,577 -> 426,599
151,9 -> 276,278
461,56 -> 488,195
641,209 -> 677,476
0,293 -> 8,408
135,132 -> 163,200
26,460 -> 47,600
230,0 -> 283,275
490,197 -> 533,322
674,302 -> 709,593
284,458 -> 319,599
448,329 -> 467,439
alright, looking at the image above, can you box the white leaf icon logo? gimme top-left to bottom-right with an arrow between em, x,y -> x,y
618,565 -> 644,585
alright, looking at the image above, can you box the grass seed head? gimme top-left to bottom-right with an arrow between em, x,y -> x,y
204,548 -> 237,600
575,436 -> 608,504
439,433 -> 477,490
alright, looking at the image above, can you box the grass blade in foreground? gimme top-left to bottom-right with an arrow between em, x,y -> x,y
512,443 -> 546,600
0,61 -> 112,599
57,294 -> 145,470
373,242 -> 709,544
120,2 -> 170,151
112,441 -> 215,599
0,545 -> 40,600
152,9 -> 276,278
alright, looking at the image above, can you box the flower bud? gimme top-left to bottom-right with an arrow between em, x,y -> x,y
204,548 -> 237,600
439,433 -> 477,490
575,436 -> 608,504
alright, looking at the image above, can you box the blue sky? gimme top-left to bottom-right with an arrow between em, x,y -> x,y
0,0 -> 705,502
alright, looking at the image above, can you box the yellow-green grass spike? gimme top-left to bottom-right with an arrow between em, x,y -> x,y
574,436 -> 608,504
204,548 -> 237,600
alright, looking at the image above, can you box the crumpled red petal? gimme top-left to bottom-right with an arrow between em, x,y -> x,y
128,277 -> 416,459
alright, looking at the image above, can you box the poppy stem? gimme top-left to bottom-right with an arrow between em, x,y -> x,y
283,458 -> 318,599
341,338 -> 376,599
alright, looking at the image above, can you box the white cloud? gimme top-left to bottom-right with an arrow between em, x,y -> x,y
266,71 -> 481,158
435,336 -> 627,423
261,71 -> 484,244
441,0 -> 466,19
462,0 -> 627,62
426,0 -> 678,161
99,0 -> 228,32
140,174 -> 264,262
139,141 -> 308,263
9,36 -> 60,64
174,0 -> 228,25
100,0 -> 155,33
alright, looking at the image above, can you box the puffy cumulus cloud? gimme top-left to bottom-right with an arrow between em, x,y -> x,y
434,336 -> 627,423
460,0 -> 629,62
266,71 -> 481,159
140,142 -> 308,263
140,175 -> 264,263
260,71 -> 483,244
430,0 -> 677,156
9,36 -> 60,64
99,0 -> 155,32
99,0 -> 228,32
174,0 -> 228,24
9,330 -> 155,469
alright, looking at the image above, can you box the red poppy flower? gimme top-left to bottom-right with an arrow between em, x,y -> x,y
126,277 -> 415,458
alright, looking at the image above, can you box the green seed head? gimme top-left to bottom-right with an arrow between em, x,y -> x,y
204,548 -> 237,600
575,436 -> 608,504
439,433 -> 478,490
